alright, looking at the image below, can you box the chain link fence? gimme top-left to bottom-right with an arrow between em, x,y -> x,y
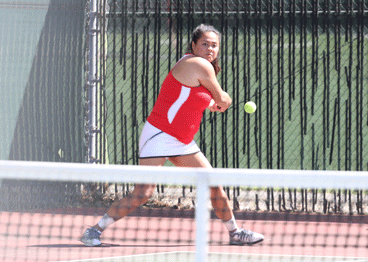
1,1 -> 367,214
80,0 -> 368,214
95,0 -> 368,171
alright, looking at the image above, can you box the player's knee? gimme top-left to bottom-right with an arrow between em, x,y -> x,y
210,186 -> 225,198
132,185 -> 155,206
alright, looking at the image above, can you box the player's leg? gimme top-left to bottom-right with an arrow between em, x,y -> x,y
81,157 -> 166,246
209,185 -> 264,245
169,152 -> 264,245
169,152 -> 233,220
104,157 -> 165,222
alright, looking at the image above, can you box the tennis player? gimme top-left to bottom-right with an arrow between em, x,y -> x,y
81,24 -> 264,247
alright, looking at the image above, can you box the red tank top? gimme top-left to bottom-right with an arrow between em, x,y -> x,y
147,70 -> 213,144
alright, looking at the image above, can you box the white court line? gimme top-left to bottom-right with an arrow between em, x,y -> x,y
54,251 -> 368,262
208,252 -> 368,262
53,251 -> 195,262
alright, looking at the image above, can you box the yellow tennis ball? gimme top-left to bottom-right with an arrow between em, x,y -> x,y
244,101 -> 256,114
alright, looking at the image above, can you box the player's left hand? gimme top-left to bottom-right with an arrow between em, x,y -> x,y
208,100 -> 221,112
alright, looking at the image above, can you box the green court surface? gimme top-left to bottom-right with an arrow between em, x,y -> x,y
58,252 -> 368,262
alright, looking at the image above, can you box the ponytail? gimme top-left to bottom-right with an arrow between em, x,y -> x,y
211,58 -> 221,75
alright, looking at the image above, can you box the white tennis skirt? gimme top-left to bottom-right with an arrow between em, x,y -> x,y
139,122 -> 201,159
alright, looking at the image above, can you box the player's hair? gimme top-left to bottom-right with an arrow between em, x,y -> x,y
188,24 -> 221,75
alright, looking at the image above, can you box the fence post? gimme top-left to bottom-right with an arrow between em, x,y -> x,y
86,0 -> 99,163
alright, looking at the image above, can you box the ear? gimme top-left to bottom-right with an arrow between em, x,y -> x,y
191,41 -> 195,51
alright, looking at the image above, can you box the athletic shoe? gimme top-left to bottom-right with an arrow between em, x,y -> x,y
81,227 -> 102,247
229,228 -> 264,245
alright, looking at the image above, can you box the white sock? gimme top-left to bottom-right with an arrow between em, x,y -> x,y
223,215 -> 238,232
97,213 -> 115,230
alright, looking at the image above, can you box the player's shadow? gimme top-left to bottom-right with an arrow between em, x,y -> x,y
29,243 -> 195,248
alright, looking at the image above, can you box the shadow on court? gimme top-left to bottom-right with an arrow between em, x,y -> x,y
28,243 -> 195,248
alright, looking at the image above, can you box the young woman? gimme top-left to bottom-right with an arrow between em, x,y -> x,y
81,24 -> 264,247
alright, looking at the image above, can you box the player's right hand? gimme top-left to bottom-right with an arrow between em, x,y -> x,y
216,91 -> 232,112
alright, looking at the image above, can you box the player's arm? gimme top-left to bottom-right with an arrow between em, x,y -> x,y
207,99 -> 221,112
196,59 -> 232,112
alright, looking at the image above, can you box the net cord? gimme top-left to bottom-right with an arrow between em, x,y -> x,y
1,160 -> 368,190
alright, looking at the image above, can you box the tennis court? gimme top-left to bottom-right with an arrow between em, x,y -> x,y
1,161 -> 368,262
2,210 -> 367,262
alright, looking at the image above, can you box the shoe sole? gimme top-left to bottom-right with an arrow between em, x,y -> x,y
82,243 -> 102,247
80,238 -> 102,247
230,238 -> 264,246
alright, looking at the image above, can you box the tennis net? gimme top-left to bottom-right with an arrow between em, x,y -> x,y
0,160 -> 367,262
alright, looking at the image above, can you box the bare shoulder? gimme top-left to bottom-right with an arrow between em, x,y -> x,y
171,55 -> 218,87
173,56 -> 214,78
183,56 -> 213,72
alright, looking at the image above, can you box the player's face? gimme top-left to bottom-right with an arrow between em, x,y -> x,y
191,32 -> 220,63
